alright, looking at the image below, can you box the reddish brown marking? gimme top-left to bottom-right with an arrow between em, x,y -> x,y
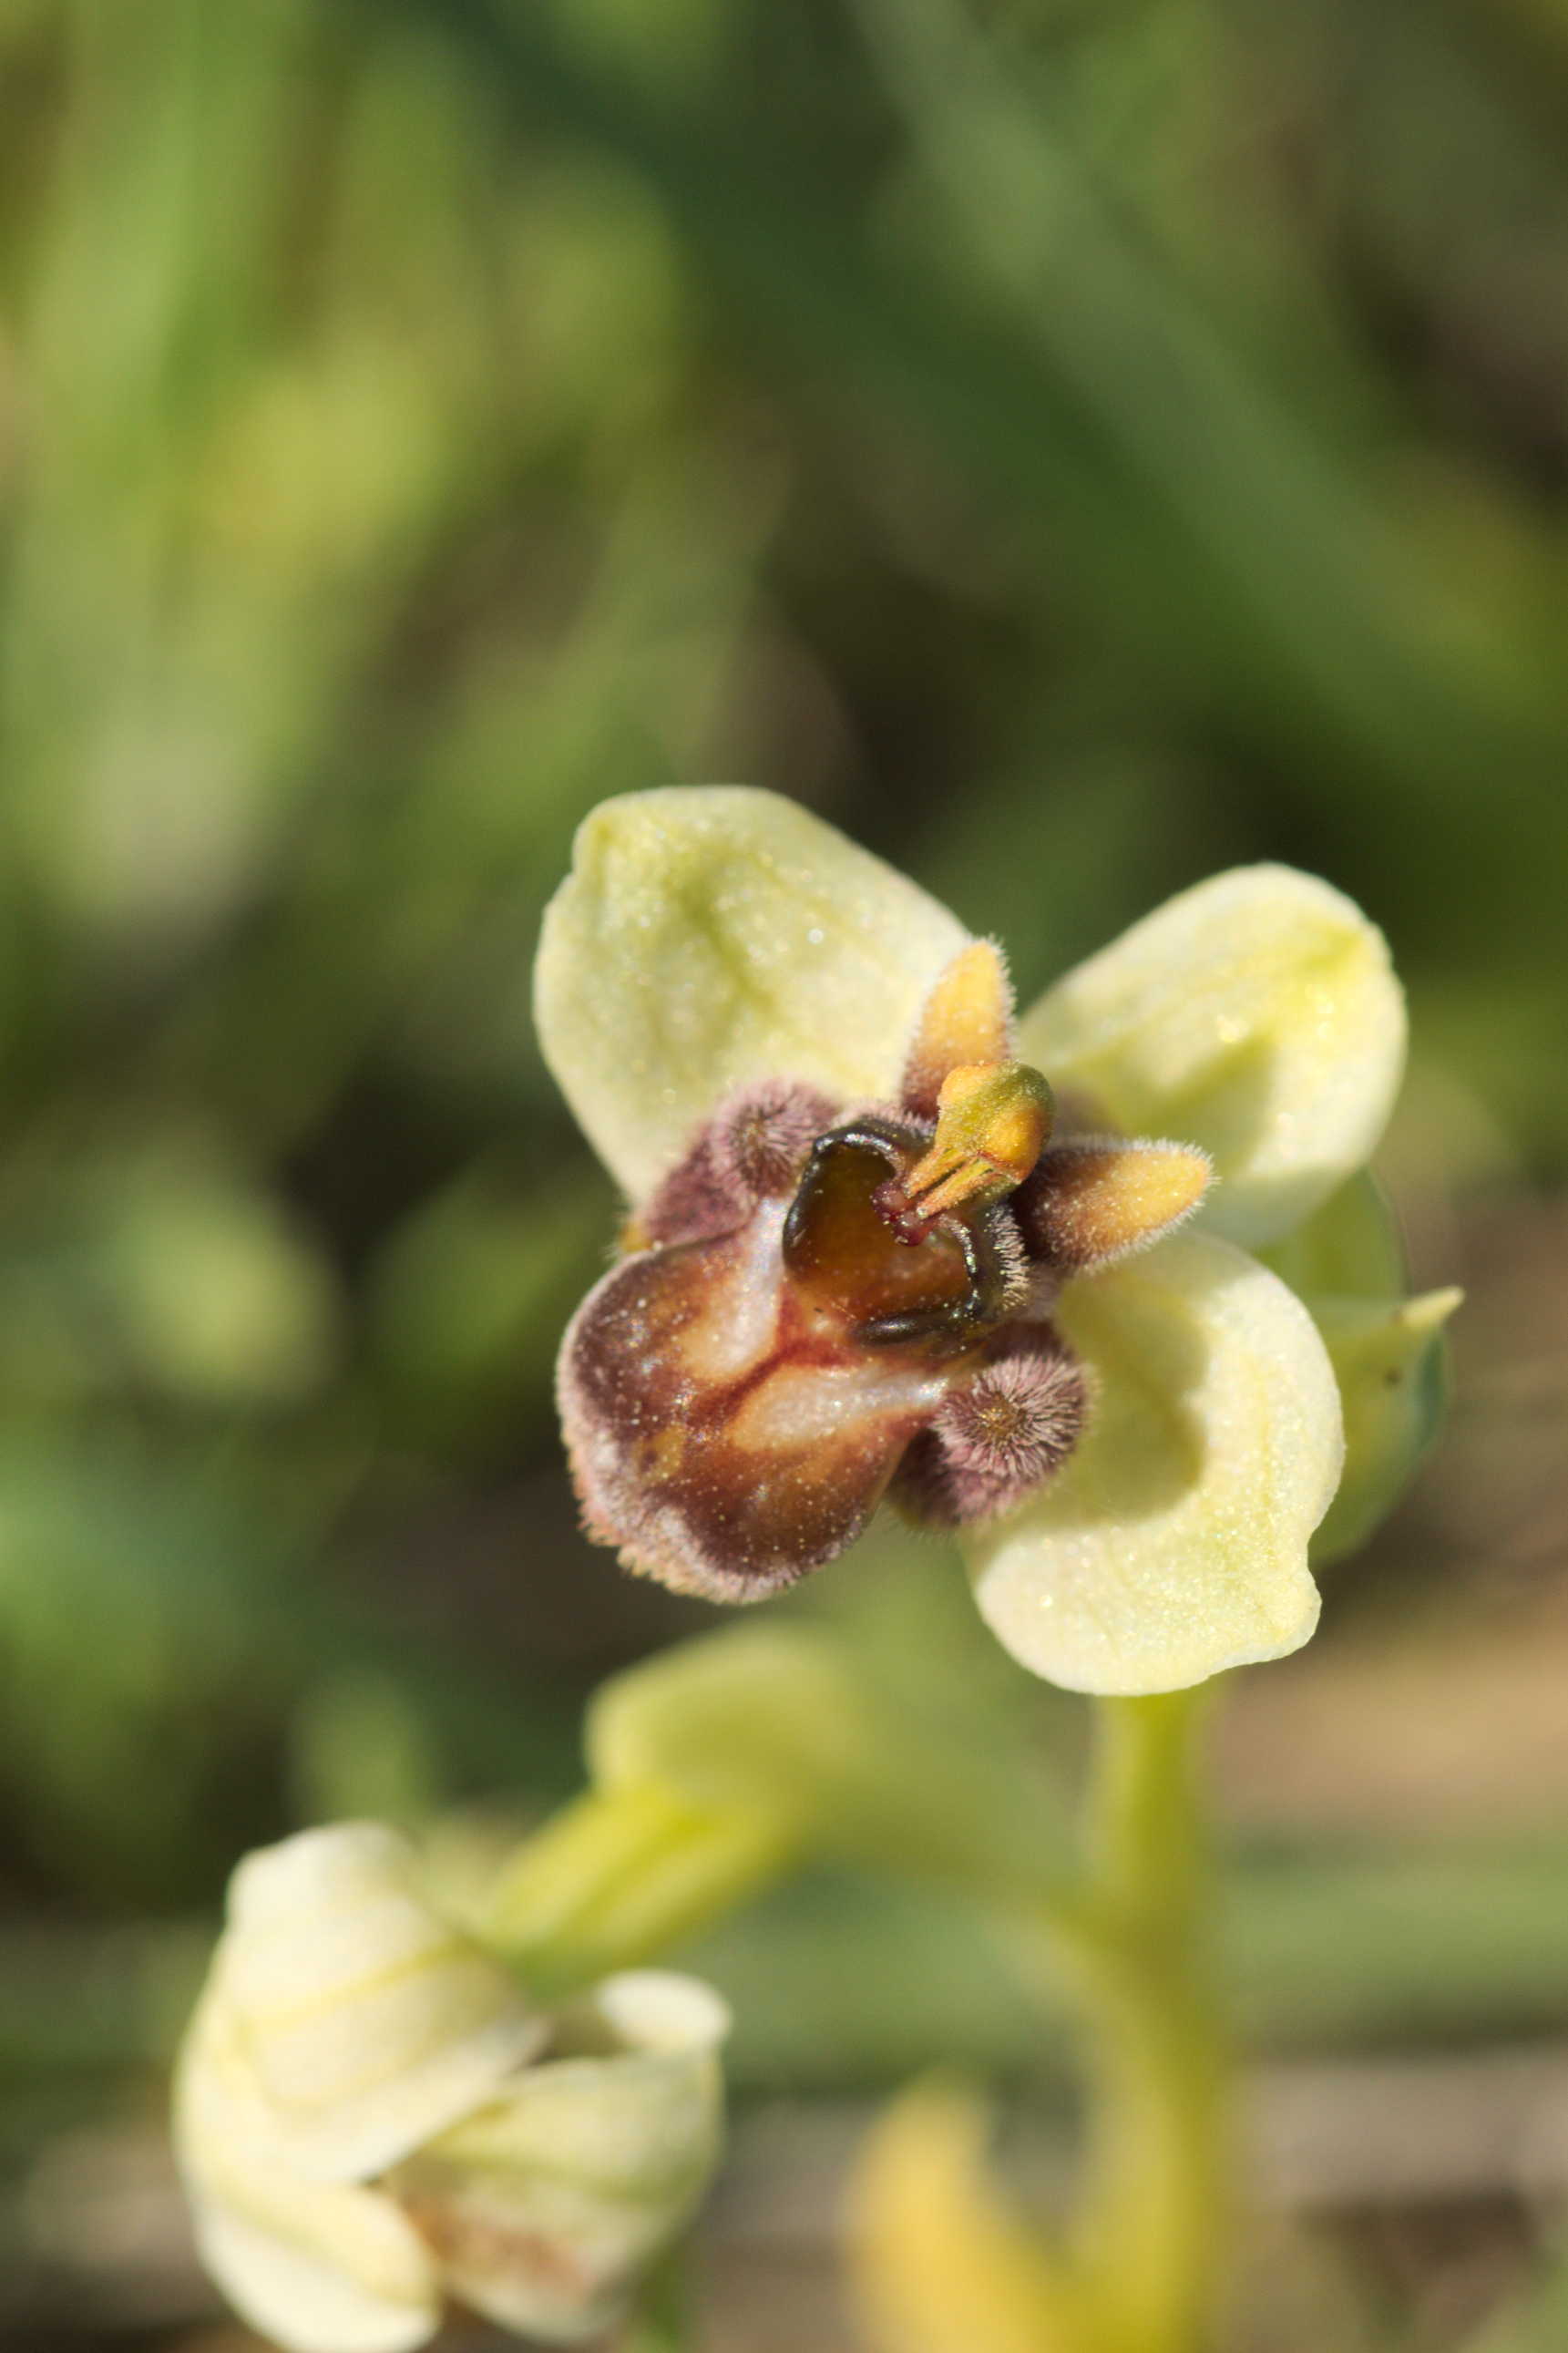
559,1205 -> 965,1600
401,2191 -> 590,2297
639,1081 -> 838,1248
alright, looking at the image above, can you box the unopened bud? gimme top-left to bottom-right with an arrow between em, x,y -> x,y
174,1825 -> 730,2353
392,1970 -> 729,2344
218,1824 -> 545,2183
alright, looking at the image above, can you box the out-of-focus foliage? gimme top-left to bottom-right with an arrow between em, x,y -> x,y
2,1 -> 1567,2345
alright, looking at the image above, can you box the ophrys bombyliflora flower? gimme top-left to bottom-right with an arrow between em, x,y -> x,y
538,788 -> 1444,1695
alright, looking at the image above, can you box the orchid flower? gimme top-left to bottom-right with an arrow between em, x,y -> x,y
174,1824 -> 728,2352
538,787 -> 1452,1695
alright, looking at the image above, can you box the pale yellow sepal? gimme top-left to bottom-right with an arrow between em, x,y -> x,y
849,2080 -> 1087,2353
964,1232 -> 1344,1694
218,1824 -> 546,2183
177,1984 -> 441,2353
1018,866 -> 1406,1247
390,1971 -> 729,2344
534,787 -> 968,1199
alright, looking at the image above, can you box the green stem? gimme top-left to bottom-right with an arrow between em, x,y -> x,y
479,1780 -> 799,2000
1069,1689 -> 1230,2353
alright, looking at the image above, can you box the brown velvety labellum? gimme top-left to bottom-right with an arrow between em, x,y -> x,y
553,947 -> 1193,1601
558,1207 -> 952,1601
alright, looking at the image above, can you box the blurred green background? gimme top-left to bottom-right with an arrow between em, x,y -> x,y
2,1 -> 1567,2346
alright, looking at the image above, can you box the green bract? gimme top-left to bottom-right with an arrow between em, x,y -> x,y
587,1622 -> 1057,1893
1258,1174 -> 1460,1567
537,788 -> 1432,1695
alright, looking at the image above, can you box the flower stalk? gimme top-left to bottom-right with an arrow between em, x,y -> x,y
1058,1690 -> 1229,2353
482,1780 -> 801,2002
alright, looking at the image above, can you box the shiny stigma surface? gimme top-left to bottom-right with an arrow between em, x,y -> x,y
558,944 -> 1212,1603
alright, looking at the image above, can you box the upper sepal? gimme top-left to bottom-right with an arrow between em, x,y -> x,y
535,788 -> 968,1201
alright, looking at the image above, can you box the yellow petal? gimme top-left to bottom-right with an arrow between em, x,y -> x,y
175,1986 -> 440,2353
535,788 -> 968,1199
964,1233 -> 1344,1693
218,1824 -> 545,2183
849,2080 -> 1084,2353
903,939 -> 1016,1115
390,1970 -> 729,2343
1018,867 -> 1405,1247
1018,1138 -> 1212,1272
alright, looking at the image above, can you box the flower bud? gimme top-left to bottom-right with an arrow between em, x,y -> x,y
174,1825 -> 730,2352
392,1970 -> 729,2343
216,1824 -> 547,2183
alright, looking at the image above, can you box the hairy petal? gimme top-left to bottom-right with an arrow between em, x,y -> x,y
535,789 -> 968,1200
902,940 -> 1016,1119
1012,1138 -> 1212,1275
964,1233 -> 1344,1694
1017,866 -> 1405,1247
